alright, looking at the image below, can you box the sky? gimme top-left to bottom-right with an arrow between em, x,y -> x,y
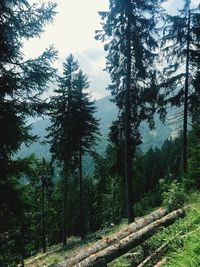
23,0 -> 200,100
23,0 -> 110,100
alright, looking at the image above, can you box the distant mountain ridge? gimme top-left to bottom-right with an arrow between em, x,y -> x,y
17,96 -> 175,160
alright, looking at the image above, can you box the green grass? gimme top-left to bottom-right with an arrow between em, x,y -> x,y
163,192 -> 200,267
110,192 -> 200,267
23,221 -> 127,266
24,192 -> 200,267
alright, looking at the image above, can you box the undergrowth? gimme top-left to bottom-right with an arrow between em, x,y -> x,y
110,192 -> 200,267
24,192 -> 200,267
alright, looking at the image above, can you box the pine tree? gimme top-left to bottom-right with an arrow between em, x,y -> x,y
37,159 -> 53,253
73,70 -> 100,238
0,0 -> 57,176
96,0 -> 162,222
0,1 -> 57,264
191,8 -> 200,126
161,0 -> 200,173
48,54 -> 79,245
48,55 -> 99,241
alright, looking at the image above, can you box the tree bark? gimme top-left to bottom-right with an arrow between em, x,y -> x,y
154,258 -> 167,267
79,137 -> 85,239
72,209 -> 184,267
124,0 -> 134,224
42,179 -> 46,253
56,208 -> 167,267
137,242 -> 168,267
183,6 -> 191,174
63,175 -> 68,246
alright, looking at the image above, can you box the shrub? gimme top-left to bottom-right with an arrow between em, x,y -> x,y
162,181 -> 186,211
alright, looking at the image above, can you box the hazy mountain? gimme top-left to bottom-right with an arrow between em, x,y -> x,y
17,96 -> 176,161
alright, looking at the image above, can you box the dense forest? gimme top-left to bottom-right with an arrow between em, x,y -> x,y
0,0 -> 200,266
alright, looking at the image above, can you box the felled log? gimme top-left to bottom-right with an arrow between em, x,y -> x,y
75,209 -> 184,267
154,258 -> 167,266
58,208 -> 167,267
137,230 -> 182,267
137,242 -> 168,267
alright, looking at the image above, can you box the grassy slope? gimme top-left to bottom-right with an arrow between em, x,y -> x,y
24,223 -> 127,266
162,192 -> 200,267
110,192 -> 200,267
24,192 -> 200,267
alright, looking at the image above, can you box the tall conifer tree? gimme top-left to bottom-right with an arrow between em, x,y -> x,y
48,55 -> 99,240
0,0 -> 57,263
73,70 -> 99,238
48,54 -> 79,245
96,0 -> 162,222
161,0 -> 200,173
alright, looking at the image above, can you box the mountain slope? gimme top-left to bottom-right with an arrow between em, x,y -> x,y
17,96 -> 173,160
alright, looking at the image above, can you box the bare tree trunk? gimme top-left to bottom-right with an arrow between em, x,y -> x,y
183,6 -> 191,174
56,208 -> 167,267
73,209 -> 184,267
125,0 -> 134,223
42,179 -> 46,253
137,242 -> 168,267
63,175 -> 68,246
154,258 -> 167,267
79,137 -> 85,239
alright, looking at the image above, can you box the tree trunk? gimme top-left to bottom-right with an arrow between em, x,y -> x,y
79,137 -> 85,239
57,208 -> 167,267
42,179 -> 46,253
137,242 -> 168,267
154,258 -> 167,267
72,209 -> 184,267
125,0 -> 134,223
20,222 -> 25,267
183,6 -> 191,174
63,175 -> 68,246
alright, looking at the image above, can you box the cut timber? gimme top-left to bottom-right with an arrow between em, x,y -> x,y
57,208 -> 167,267
154,258 -> 167,267
75,209 -> 184,267
137,230 -> 182,267
137,242 -> 168,267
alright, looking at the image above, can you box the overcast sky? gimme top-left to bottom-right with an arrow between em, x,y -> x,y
23,0 -> 200,100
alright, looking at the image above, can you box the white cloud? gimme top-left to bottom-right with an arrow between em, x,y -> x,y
23,0 -> 109,99
23,0 -> 199,100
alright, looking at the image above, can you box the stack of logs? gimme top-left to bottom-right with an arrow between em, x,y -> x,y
55,208 -> 185,267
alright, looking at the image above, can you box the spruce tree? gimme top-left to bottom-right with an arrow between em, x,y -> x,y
48,55 -> 99,240
191,8 -> 200,126
96,0 -> 162,222
0,0 -> 57,174
73,70 -> 99,238
161,0 -> 200,173
0,0 -> 57,263
48,54 -> 79,245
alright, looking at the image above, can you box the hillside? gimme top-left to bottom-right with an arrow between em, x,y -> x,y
17,96 -> 173,160
23,192 -> 200,267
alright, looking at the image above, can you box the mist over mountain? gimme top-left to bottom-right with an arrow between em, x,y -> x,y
17,96 -> 175,161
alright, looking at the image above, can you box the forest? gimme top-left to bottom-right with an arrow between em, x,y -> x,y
0,0 -> 200,266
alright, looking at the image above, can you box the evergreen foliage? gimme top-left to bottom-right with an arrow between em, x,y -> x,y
48,54 -> 99,240
160,0 -> 200,172
0,1 -> 57,265
96,0 -> 163,222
